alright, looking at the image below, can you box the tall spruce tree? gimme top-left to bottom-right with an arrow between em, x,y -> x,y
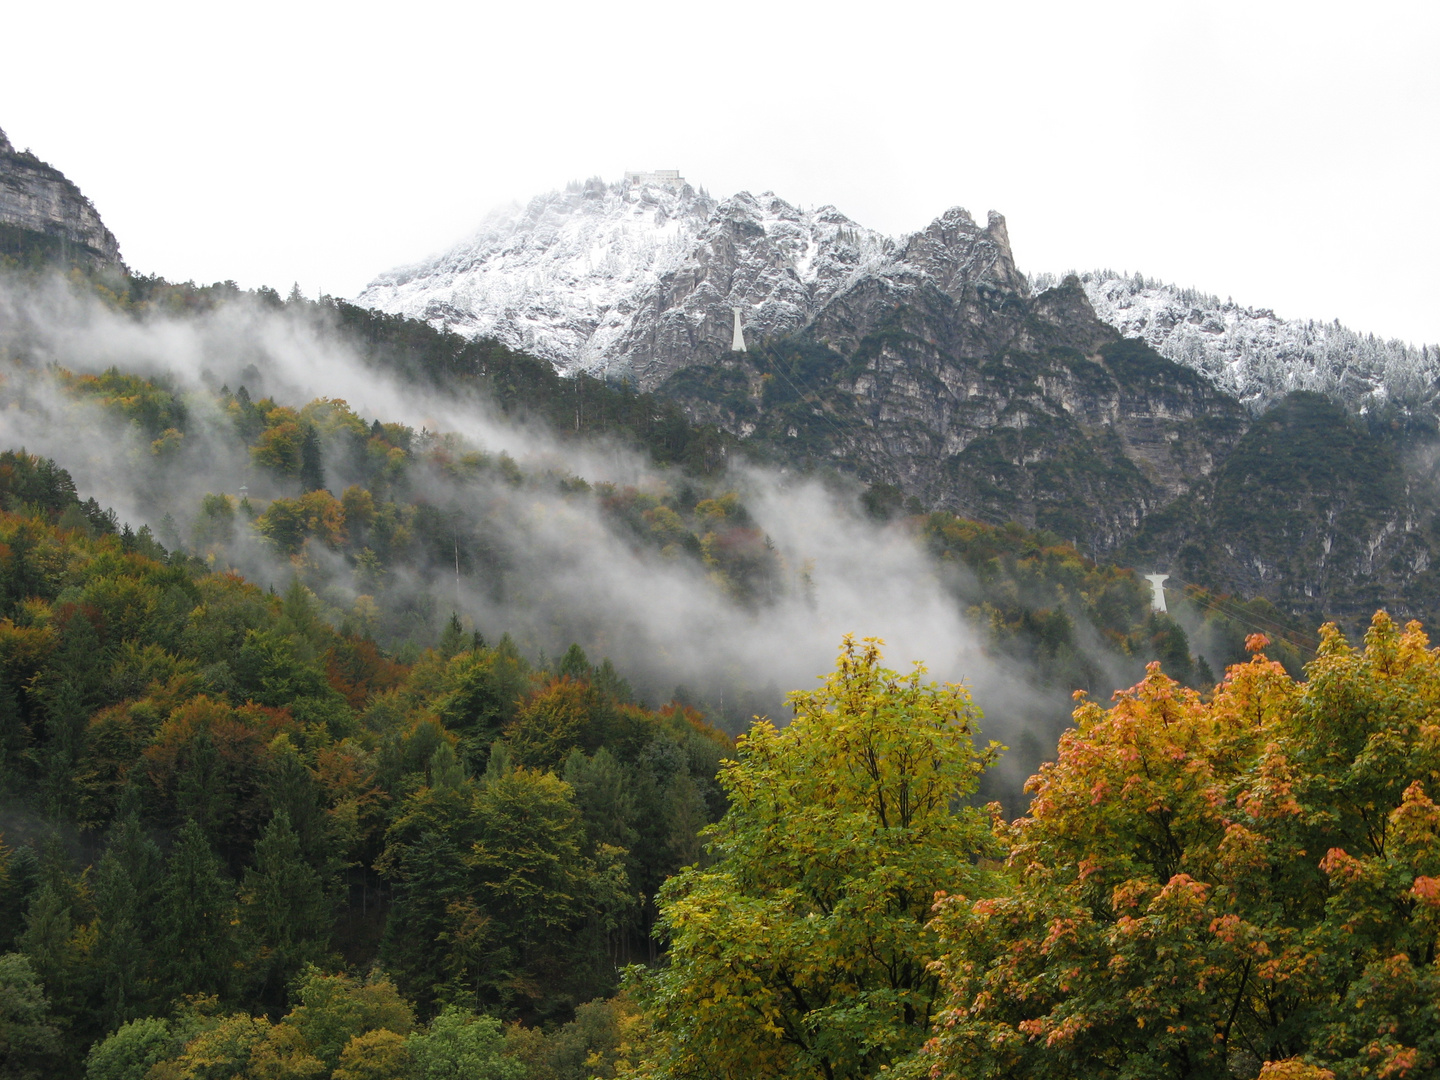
94,849 -> 147,1031
17,885 -> 75,1011
298,424 -> 326,493
0,953 -> 63,1080
157,819 -> 237,1002
32,609 -> 107,820
94,790 -> 162,1029
243,810 -> 332,1008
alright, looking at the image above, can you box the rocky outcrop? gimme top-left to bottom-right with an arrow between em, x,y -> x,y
0,127 -> 122,268
604,191 -> 897,387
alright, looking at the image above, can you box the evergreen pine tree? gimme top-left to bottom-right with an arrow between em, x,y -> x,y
93,790 -> 162,1028
558,643 -> 591,681
173,729 -> 227,842
265,741 -> 329,867
17,884 -> 73,999
242,810 -> 331,1008
592,658 -> 632,703
0,842 -> 40,953
0,682 -> 26,800
563,747 -> 637,853
157,819 -> 237,1002
299,425 -> 326,493
32,610 -> 106,820
94,850 -> 146,1030
438,613 -> 467,659
428,743 -> 466,790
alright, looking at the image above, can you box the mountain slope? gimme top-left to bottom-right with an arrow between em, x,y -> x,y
664,274 -> 1248,553
1071,270 -> 1440,418
356,177 -> 1440,625
4,139 -> 1430,630
1125,391 -> 1440,620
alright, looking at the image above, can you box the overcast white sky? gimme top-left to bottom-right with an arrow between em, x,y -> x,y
4,0 -> 1436,344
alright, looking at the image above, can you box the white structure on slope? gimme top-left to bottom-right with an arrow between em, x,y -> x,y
1144,573 -> 1169,613
730,307 -> 747,352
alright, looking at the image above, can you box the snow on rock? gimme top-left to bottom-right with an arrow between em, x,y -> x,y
359,177 -> 712,367
1059,270 -> 1440,416
357,177 -> 894,384
360,175 -> 1436,417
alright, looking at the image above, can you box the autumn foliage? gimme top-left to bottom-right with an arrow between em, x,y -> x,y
924,614 -> 1440,1079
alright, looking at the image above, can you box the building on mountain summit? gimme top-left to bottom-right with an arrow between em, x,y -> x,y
623,169 -> 685,190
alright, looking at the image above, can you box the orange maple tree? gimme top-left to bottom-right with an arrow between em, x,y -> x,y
925,615 -> 1440,1079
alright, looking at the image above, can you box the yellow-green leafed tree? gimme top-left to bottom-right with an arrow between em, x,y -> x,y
636,636 -> 1000,1080
135,968 -> 415,1080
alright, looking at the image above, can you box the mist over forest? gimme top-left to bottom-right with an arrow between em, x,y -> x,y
2,278 -> 993,673
0,268 -> 1236,797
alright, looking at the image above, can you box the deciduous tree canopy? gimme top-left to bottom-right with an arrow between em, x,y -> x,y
636,637 -> 1000,1080
924,617 -> 1440,1079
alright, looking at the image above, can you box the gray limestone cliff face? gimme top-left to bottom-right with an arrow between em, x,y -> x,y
0,127 -> 123,267
662,269 -> 1250,555
804,209 -> 1028,357
613,203 -> 1035,392
613,192 -> 896,388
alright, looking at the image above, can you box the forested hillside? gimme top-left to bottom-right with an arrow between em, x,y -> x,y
0,446 -> 729,1072
0,260 -> 1335,1077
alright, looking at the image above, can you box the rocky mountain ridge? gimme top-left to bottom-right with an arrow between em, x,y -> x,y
0,127 -> 122,268
1067,270 -> 1440,419
358,177 -> 1029,391
359,178 -> 1440,423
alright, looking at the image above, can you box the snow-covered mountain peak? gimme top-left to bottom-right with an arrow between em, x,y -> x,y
357,176 -> 910,382
360,178 -> 719,363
